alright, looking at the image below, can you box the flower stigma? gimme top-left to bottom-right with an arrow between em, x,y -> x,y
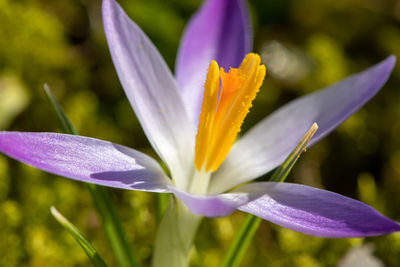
194,53 -> 266,174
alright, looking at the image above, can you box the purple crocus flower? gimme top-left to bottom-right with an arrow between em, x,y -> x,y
0,0 -> 399,238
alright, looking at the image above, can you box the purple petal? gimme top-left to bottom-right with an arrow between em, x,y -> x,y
169,186 -> 250,217
210,56 -> 396,193
102,0 -> 194,188
175,0 -> 251,123
0,132 -> 172,192
237,182 -> 400,237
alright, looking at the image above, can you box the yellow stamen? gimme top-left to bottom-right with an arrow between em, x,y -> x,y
194,53 -> 266,172
194,60 -> 220,170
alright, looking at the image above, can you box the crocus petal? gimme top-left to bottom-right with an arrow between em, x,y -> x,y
210,56 -> 396,193
237,182 -> 400,237
175,0 -> 251,123
0,132 -> 172,192
169,186 -> 250,217
102,0 -> 194,188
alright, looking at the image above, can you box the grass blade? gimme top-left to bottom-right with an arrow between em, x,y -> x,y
220,123 -> 319,267
220,214 -> 261,267
43,84 -> 77,135
44,84 -> 140,267
51,206 -> 108,267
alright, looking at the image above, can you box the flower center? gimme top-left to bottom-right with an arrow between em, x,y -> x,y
194,53 -> 266,172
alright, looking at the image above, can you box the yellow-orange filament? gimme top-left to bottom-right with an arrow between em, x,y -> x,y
194,53 -> 266,172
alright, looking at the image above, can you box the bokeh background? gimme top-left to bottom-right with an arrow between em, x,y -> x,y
1,0 -> 400,266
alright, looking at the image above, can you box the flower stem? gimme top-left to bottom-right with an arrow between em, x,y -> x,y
44,85 -> 139,267
153,198 -> 201,267
220,123 -> 318,267
156,193 -> 169,223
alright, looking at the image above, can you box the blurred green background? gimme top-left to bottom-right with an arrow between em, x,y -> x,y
1,0 -> 400,266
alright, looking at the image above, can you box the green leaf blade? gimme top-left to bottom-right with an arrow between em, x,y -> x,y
220,123 -> 319,267
51,206 -> 108,267
43,84 -> 77,135
220,214 -> 262,267
44,84 -> 140,267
